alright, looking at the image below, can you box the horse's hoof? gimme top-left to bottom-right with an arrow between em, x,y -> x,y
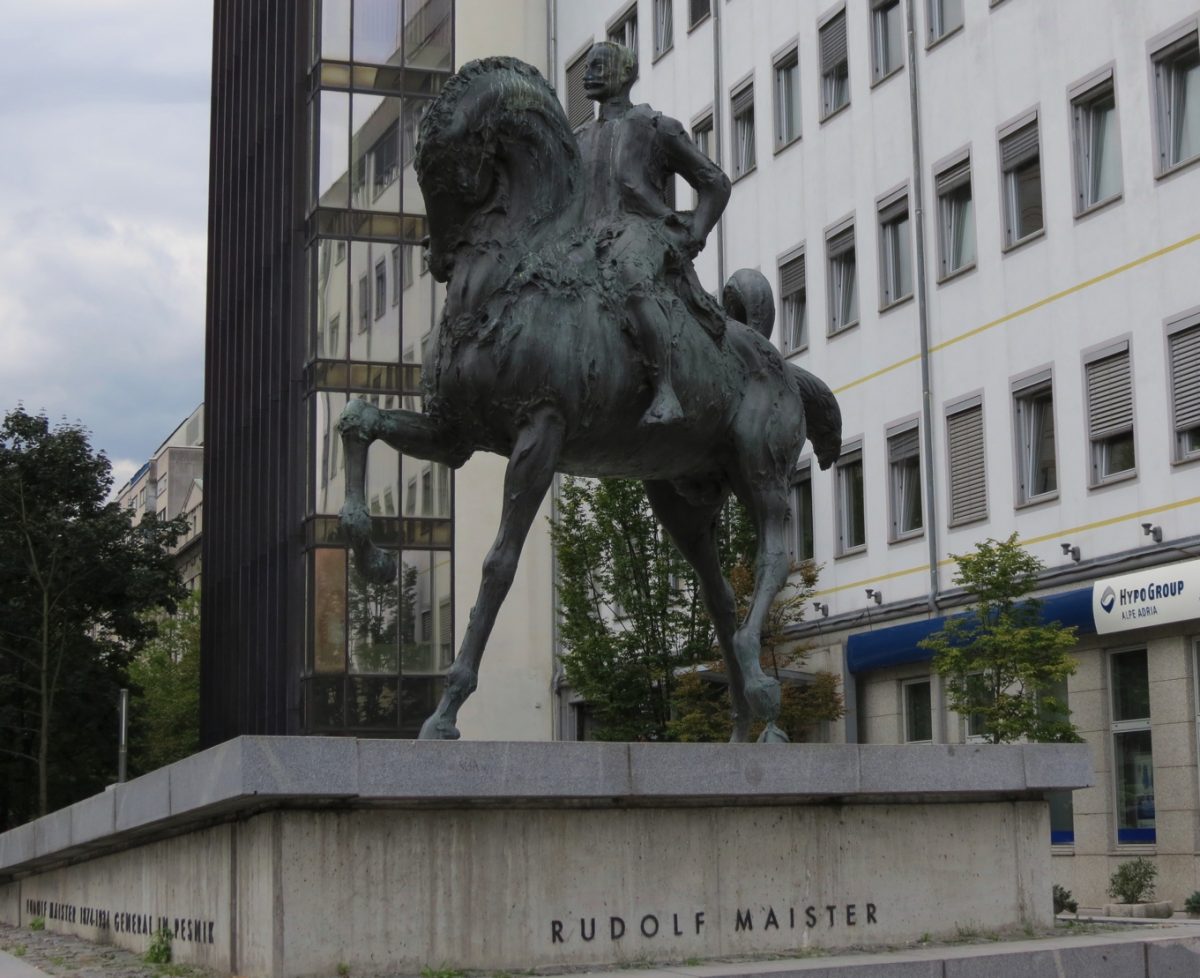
757,722 -> 790,744
364,547 -> 397,584
338,399 -> 380,440
744,675 -> 781,718
729,719 -> 752,743
418,715 -> 461,740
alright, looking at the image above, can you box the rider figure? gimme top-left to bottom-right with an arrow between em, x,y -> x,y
579,41 -> 731,426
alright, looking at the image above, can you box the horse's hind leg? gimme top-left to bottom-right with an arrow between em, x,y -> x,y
729,476 -> 792,744
643,480 -> 752,743
420,407 -> 565,740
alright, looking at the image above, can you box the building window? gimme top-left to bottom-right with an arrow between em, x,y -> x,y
731,82 -> 756,178
693,113 -> 714,159
421,467 -> 433,515
1013,375 -> 1057,504
935,155 -> 975,279
1169,319 -> 1200,461
1152,29 -> 1200,174
406,477 -> 417,515
357,274 -> 370,331
689,0 -> 710,29
1111,648 -> 1154,845
826,221 -> 858,334
877,190 -> 912,308
565,49 -> 593,130
946,401 -> 987,525
999,116 -> 1043,248
819,9 -> 850,119
374,258 -> 386,319
927,0 -> 963,44
774,47 -> 801,148
1085,343 -> 1135,484
903,678 -> 933,743
653,0 -> 673,58
608,6 -> 638,52
788,463 -> 814,562
779,250 -> 807,352
870,0 -> 903,82
887,425 -> 922,540
1071,73 -> 1122,213
335,240 -> 346,263
835,443 -> 865,554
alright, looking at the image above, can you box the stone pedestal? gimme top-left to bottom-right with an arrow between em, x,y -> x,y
0,738 -> 1091,978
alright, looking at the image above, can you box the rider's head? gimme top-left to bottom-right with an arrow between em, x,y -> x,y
582,41 -> 638,102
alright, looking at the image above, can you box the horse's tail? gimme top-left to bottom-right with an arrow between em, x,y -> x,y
721,268 -> 774,339
789,365 -> 842,471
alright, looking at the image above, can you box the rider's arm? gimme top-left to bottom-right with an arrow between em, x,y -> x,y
657,115 -> 731,254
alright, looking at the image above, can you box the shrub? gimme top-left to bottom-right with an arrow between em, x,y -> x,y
28,915 -> 45,931
1184,891 -> 1200,914
1053,884 -> 1078,915
144,926 -> 172,965
1107,857 -> 1157,904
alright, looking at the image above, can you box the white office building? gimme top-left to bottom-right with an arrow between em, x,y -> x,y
548,0 -> 1200,909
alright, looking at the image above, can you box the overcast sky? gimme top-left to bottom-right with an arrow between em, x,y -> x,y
0,1 -> 213,491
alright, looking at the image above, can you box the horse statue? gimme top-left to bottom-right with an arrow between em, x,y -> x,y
338,55 -> 841,743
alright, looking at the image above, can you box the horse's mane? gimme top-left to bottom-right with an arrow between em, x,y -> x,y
417,57 -> 581,224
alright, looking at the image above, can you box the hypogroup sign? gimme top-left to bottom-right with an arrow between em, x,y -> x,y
1093,558 -> 1200,635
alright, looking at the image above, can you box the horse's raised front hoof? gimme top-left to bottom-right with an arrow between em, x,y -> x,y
337,398 -> 380,440
419,714 -> 462,740
757,722 -> 790,744
339,504 -> 397,584
743,675 -> 781,721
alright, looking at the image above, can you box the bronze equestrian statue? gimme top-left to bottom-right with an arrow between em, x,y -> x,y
338,49 -> 841,743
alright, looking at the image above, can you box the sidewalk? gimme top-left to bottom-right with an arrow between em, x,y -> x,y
0,948 -> 51,978
0,918 -> 1197,977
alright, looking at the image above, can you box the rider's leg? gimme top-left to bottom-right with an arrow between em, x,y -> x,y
628,293 -> 683,426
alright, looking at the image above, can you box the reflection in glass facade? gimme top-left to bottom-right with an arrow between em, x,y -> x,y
304,0 -> 455,734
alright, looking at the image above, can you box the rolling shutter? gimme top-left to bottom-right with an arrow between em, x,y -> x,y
780,254 -> 805,299
1085,348 -> 1132,439
935,158 -> 971,195
731,82 -> 754,119
820,12 -> 848,74
947,404 -> 986,523
1170,325 -> 1200,433
1000,120 -> 1040,171
888,427 -> 919,462
565,51 -> 593,130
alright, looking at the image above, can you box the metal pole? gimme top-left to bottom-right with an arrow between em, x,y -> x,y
904,0 -> 941,611
118,688 -> 129,783
711,0 -> 725,290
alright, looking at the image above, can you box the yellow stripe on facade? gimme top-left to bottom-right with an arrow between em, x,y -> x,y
831,231 -> 1200,396
814,495 -> 1200,598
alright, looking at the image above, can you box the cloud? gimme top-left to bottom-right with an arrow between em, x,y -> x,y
0,1 -> 212,465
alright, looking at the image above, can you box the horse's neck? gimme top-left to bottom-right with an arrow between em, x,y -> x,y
447,147 -> 579,317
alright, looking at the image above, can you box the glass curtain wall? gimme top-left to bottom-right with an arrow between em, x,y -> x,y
305,0 -> 454,736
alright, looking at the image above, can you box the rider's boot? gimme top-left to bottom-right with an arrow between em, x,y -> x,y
635,299 -> 684,427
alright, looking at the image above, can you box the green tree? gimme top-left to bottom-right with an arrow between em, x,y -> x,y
551,476 -> 842,741
0,407 -> 185,825
918,533 -> 1080,744
129,589 -> 200,775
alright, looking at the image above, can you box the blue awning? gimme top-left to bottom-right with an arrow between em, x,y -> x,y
845,587 -> 1095,674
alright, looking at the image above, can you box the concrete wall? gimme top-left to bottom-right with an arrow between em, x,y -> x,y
0,800 -> 1050,977
452,0 -> 558,741
0,738 -> 1090,976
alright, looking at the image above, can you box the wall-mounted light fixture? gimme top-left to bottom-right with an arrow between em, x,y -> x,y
1142,522 -> 1163,544
812,601 -> 829,618
1060,542 -> 1081,562
865,587 -> 882,605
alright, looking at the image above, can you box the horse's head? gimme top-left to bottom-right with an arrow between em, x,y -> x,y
416,57 -> 581,283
